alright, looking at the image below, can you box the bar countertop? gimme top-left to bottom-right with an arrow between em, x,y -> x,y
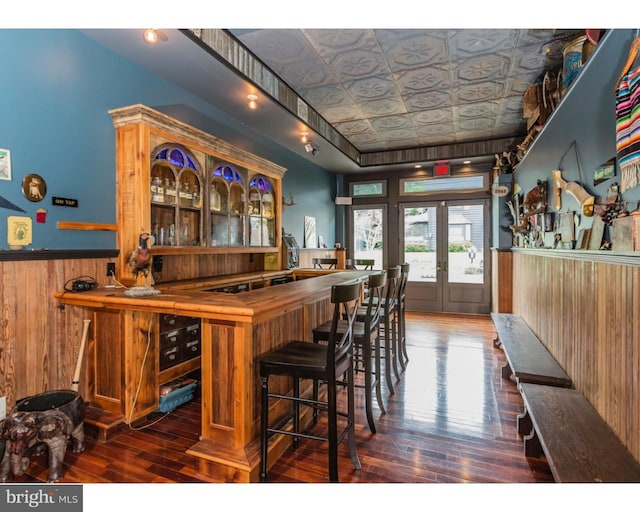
54,269 -> 369,321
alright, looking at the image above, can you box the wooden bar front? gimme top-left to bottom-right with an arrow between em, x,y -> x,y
55,270 -> 367,482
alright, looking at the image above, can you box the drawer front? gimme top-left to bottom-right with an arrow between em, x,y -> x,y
183,322 -> 200,342
160,343 -> 182,371
183,337 -> 201,360
160,328 -> 182,347
160,314 -> 185,331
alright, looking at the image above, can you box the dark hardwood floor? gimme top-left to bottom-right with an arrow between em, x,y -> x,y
15,312 -> 553,485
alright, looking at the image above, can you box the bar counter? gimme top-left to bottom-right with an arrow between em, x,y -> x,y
55,269 -> 369,482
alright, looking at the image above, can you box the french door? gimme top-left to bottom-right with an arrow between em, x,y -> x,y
401,199 -> 490,314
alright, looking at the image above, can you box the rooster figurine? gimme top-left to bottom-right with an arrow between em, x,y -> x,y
127,231 -> 155,289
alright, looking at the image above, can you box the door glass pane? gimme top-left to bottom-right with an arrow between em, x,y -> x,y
403,206 -> 437,282
353,208 -> 383,269
447,204 -> 484,284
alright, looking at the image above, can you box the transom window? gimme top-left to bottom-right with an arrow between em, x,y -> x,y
400,175 -> 486,195
350,180 -> 387,197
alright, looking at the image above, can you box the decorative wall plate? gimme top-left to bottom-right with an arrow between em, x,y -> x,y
22,173 -> 47,202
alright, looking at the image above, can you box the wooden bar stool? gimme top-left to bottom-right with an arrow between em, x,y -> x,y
312,257 -> 338,269
259,280 -> 362,483
374,266 -> 401,394
312,271 -> 387,433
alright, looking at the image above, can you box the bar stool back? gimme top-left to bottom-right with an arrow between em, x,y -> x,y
259,280 -> 362,482
312,257 -> 338,269
378,265 -> 401,394
346,258 -> 375,270
397,263 -> 410,371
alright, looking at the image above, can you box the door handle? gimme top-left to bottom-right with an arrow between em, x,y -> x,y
436,261 -> 441,272
443,261 -> 448,272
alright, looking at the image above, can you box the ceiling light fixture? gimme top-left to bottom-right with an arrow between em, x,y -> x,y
143,29 -> 168,44
300,131 -> 309,143
304,142 -> 319,156
143,29 -> 158,44
247,94 -> 258,110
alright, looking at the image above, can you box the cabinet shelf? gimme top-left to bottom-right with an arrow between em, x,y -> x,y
159,355 -> 201,386
151,202 -> 201,212
514,30 -> 609,174
151,245 -> 279,256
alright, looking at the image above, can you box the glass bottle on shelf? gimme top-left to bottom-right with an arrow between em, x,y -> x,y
180,182 -> 192,207
151,176 -> 164,203
210,183 -> 221,211
151,223 -> 159,246
181,214 -> 190,245
164,177 -> 176,205
154,223 -> 169,246
192,182 -> 201,208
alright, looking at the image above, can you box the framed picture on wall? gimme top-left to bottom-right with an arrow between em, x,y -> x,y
558,211 -> 575,242
0,149 -> 11,181
594,158 -> 616,186
304,216 -> 317,248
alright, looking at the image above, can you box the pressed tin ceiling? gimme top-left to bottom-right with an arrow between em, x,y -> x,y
227,28 -> 584,153
82,27 -> 588,173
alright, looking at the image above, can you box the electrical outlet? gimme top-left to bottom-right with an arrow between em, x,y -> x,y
106,262 -> 116,276
152,255 -> 163,273
0,396 -> 6,421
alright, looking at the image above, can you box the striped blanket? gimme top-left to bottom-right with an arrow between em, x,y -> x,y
616,38 -> 640,192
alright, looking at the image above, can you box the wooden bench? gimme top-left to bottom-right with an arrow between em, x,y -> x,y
518,383 -> 640,482
491,313 -> 571,388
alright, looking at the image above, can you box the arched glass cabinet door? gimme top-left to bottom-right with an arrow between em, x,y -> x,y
151,144 -> 203,247
209,163 -> 245,247
248,174 -> 275,247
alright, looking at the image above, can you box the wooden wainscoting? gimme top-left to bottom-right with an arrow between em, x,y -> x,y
0,254 -> 116,408
512,250 -> 640,462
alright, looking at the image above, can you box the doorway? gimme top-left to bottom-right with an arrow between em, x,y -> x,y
401,199 -> 490,314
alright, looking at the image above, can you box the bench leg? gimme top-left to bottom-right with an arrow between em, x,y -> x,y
523,428 -> 544,458
517,407 -> 532,436
501,362 -> 512,380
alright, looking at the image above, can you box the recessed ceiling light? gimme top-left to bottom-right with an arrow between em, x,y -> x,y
463,160 -> 471,165
414,164 -> 422,169
247,94 -> 258,110
300,132 -> 308,143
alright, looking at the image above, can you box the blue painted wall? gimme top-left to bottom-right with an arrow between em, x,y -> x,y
0,29 -> 334,250
507,29 -> 639,246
